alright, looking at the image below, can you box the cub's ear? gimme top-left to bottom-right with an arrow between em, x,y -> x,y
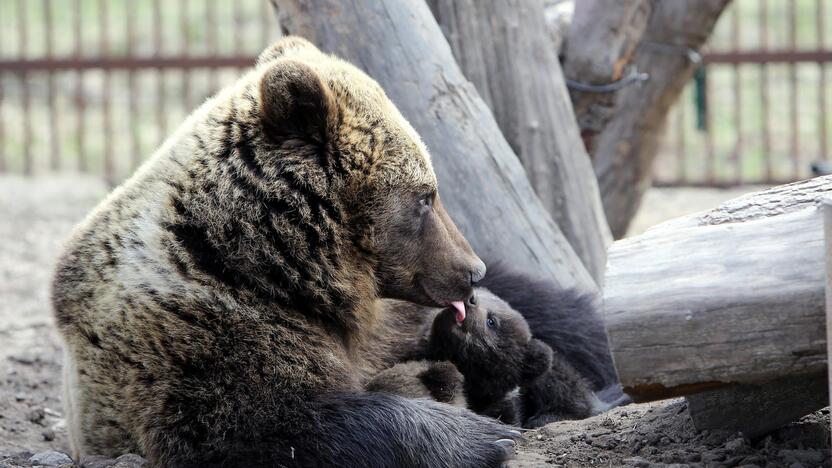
256,36 -> 320,66
521,338 -> 553,382
259,60 -> 336,143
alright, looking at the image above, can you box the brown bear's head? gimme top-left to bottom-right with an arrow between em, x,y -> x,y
256,37 -> 485,309
428,289 -> 553,402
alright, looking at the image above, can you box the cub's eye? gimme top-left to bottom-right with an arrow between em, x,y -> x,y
486,316 -> 497,329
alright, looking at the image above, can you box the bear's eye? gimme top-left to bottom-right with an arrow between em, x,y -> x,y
486,316 -> 497,330
417,192 -> 434,212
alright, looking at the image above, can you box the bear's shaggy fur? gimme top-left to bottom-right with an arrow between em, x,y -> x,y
366,360 -> 467,407
51,37 -> 518,467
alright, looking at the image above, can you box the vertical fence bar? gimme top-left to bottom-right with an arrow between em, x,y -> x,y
676,100 -> 686,184
0,4 -> 8,172
788,1 -> 800,178
0,70 -> 5,172
126,0 -> 140,171
706,65 -> 716,184
100,0 -> 113,184
74,0 -> 86,172
0,0 -> 5,170
153,0 -> 166,146
18,0 -> 32,175
45,0 -> 60,171
760,0 -> 772,182
819,0 -> 829,162
206,0 -> 218,92
261,0 -> 271,47
181,0 -> 193,111
732,2 -> 743,184
233,0 -> 244,62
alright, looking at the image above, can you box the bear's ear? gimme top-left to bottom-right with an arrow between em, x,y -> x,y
256,36 -> 320,66
520,339 -> 553,382
259,60 -> 336,143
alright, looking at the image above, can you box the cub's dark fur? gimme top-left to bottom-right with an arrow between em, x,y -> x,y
423,291 -> 555,424
370,289 -> 599,427
51,37 -> 518,467
476,261 -> 628,405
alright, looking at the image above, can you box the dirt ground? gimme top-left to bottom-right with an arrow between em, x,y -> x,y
1,175 -> 829,467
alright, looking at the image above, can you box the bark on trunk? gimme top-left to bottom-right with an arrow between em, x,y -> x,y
427,0 -> 612,284
604,177 -> 832,402
271,0 -> 598,296
579,0 -> 732,238
561,0 -> 655,153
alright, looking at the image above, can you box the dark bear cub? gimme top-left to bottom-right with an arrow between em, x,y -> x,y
476,262 -> 630,410
424,291 -> 554,424
368,289 -> 599,426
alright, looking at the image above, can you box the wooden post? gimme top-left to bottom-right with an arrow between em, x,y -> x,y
428,0 -> 612,284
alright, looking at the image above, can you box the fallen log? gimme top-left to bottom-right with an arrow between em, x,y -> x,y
604,177 -> 832,402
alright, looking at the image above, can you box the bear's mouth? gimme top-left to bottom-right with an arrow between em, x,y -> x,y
438,303 -> 470,331
418,277 -> 468,324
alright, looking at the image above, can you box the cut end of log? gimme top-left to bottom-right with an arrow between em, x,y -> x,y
625,381 -> 728,403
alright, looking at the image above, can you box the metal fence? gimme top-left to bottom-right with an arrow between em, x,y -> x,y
0,0 -> 279,184
654,0 -> 832,186
0,0 -> 830,187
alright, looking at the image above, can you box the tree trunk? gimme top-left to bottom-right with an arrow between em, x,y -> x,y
271,0 -> 598,297
604,177 -> 831,402
427,0 -> 611,284
562,0 -> 655,153
581,0 -> 731,238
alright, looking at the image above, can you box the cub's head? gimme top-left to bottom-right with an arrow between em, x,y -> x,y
255,37 -> 484,307
428,289 -> 553,397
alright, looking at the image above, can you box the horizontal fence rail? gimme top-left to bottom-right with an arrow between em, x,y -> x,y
0,56 -> 257,72
703,50 -> 832,64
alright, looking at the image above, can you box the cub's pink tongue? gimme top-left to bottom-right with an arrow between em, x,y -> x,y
450,301 -> 466,325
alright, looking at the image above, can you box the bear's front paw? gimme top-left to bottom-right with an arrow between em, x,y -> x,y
419,360 -> 465,405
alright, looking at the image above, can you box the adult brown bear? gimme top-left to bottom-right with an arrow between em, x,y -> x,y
51,37 -> 518,467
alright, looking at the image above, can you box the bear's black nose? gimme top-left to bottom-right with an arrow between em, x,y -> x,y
466,293 -> 478,307
469,260 -> 486,285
